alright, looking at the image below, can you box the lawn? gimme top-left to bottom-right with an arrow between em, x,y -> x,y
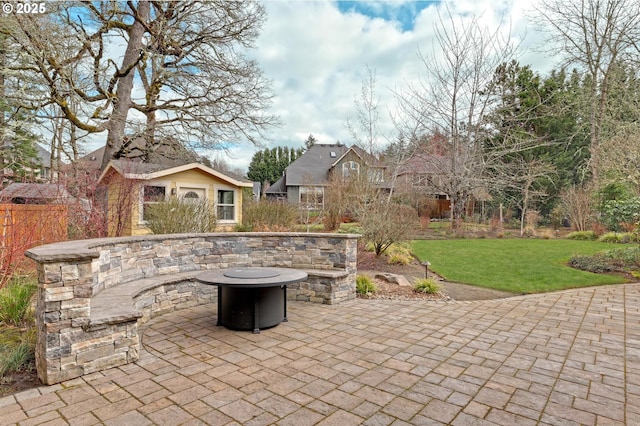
411,239 -> 627,293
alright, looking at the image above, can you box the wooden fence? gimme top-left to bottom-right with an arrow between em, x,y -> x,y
0,204 -> 68,282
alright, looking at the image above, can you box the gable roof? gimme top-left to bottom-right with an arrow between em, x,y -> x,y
284,144 -> 350,186
265,176 -> 287,195
98,160 -> 252,188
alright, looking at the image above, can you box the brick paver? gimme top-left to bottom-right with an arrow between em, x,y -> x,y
2,283 -> 639,425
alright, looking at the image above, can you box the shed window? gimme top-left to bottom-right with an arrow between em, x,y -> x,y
142,185 -> 166,221
217,190 -> 235,221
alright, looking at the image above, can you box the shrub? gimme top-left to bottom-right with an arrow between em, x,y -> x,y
601,197 -> 640,232
386,243 -> 413,265
356,275 -> 377,295
602,247 -> 640,266
565,231 -> 597,241
388,254 -> 411,265
241,200 -> 297,231
568,247 -> 640,273
567,255 -> 619,273
338,223 -> 362,234
559,185 -> 596,231
360,202 -> 419,256
598,232 -> 637,244
146,198 -> 216,234
414,278 -> 441,294
0,275 -> 37,381
0,276 -> 36,327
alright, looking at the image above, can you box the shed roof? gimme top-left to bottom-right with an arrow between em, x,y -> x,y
0,183 -> 72,201
98,160 -> 252,188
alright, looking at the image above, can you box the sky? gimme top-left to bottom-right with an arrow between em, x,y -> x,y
63,0 -> 553,172
214,0 -> 553,172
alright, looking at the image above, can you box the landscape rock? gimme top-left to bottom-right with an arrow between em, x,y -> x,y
375,272 -> 412,287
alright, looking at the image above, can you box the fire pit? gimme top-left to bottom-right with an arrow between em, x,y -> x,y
196,267 -> 308,333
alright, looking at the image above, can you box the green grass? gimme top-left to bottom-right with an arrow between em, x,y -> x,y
411,239 -> 626,294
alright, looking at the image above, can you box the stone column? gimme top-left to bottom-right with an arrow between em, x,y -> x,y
34,256 -> 95,385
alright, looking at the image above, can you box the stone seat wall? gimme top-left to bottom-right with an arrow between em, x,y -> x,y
25,232 -> 359,385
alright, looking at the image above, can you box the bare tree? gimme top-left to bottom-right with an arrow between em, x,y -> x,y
596,122 -> 640,190
5,1 -> 278,170
536,0 -> 640,181
559,184 -> 596,231
395,6 -> 526,228
510,159 -> 555,237
132,1 -> 279,161
347,65 -> 381,156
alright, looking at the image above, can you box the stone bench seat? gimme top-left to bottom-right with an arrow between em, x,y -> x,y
87,268 -> 351,331
25,232 -> 359,384
86,270 -> 204,330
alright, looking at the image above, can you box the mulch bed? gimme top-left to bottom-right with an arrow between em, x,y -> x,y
356,251 -> 450,301
0,362 -> 40,397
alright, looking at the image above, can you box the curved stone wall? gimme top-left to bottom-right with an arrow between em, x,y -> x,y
25,232 -> 359,384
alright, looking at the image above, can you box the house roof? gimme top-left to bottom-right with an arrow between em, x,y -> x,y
265,176 -> 287,194
75,146 -> 105,173
396,152 -> 453,176
282,144 -> 351,186
0,183 -> 72,201
98,160 -> 253,188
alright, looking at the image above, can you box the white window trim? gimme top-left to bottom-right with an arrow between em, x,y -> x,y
215,186 -> 238,223
342,161 -> 360,178
176,183 -> 209,201
139,180 -> 170,224
299,186 -> 324,210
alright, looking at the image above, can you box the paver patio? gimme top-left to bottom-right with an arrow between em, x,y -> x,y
2,283 -> 640,425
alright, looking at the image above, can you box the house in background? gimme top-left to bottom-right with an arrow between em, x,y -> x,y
394,149 -> 492,219
1,142 -> 57,183
98,160 -> 252,236
265,143 -> 385,209
34,144 -> 57,182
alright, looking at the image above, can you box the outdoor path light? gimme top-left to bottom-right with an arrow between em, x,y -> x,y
422,261 -> 431,279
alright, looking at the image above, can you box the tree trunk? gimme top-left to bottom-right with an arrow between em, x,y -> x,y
100,1 -> 149,169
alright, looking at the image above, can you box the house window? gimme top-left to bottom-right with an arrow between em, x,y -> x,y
412,174 -> 429,187
178,187 -> 207,205
368,168 -> 383,183
300,186 -> 324,210
217,190 -> 235,221
342,161 -> 359,179
142,185 -> 166,221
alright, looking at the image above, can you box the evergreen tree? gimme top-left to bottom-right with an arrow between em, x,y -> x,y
304,134 -> 317,150
247,145 -> 303,186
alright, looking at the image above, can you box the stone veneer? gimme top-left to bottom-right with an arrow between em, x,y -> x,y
25,232 -> 358,385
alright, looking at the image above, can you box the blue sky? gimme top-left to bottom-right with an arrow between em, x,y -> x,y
335,1 -> 439,31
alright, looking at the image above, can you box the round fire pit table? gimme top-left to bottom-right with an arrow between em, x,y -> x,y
196,267 -> 308,333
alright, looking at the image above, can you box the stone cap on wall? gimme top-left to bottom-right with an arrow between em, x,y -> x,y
25,232 -> 361,264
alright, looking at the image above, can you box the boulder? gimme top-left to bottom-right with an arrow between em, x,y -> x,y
374,272 -> 412,287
